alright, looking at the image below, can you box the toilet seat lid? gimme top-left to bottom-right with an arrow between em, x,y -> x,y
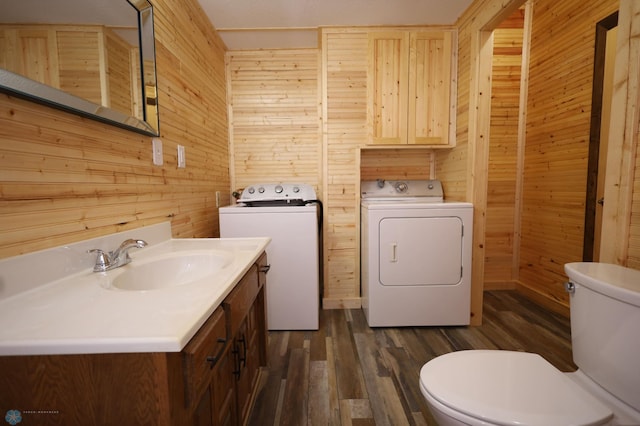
420,350 -> 613,426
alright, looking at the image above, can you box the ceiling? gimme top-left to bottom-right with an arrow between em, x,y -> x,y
0,0 -> 473,51
197,0 -> 473,50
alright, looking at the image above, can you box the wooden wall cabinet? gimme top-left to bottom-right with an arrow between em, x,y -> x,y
0,253 -> 268,426
367,29 -> 455,146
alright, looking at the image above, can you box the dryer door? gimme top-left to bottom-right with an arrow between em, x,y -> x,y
379,216 -> 463,286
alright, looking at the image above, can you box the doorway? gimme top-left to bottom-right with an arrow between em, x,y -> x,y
483,4 -> 530,290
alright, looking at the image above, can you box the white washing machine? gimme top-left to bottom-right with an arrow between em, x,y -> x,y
219,183 -> 320,330
361,179 -> 473,327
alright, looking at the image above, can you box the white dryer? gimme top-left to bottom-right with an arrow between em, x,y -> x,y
360,180 -> 473,327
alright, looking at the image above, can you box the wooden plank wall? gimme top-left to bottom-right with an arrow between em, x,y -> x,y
612,2 -> 640,269
517,0 -> 619,309
322,30 -> 368,307
323,30 -> 441,307
106,29 -> 135,116
0,0 -> 230,261
225,29 -> 440,307
452,0 -> 626,316
226,49 -> 321,193
484,10 -> 524,288
360,149 -> 433,181
603,0 -> 640,270
630,135 -> 640,267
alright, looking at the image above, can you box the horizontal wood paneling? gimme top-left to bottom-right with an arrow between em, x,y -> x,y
323,29 -> 368,306
0,0 -> 230,261
519,0 -> 619,307
360,149 -> 433,181
226,49 -> 321,192
484,10 -> 524,288
319,27 -> 453,307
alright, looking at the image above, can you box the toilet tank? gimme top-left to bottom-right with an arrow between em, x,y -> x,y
565,262 -> 640,411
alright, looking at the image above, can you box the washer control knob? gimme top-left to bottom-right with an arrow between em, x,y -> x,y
428,183 -> 434,190
258,187 -> 265,194
395,182 -> 408,193
247,187 -> 255,194
275,185 -> 284,194
293,186 -> 300,193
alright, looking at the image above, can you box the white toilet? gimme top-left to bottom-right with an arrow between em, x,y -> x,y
419,262 -> 640,426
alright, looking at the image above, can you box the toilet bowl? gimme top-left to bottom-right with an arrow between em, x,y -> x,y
420,350 -> 614,425
419,262 -> 640,426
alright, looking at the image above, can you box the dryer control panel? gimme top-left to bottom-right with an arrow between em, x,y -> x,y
361,179 -> 444,201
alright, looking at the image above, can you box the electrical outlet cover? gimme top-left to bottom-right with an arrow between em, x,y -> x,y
152,138 -> 163,166
177,145 -> 186,168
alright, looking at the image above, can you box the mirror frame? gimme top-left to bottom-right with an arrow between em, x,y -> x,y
0,0 -> 160,136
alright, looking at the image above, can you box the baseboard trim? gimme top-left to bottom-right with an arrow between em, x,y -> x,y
322,297 -> 361,309
515,282 -> 570,317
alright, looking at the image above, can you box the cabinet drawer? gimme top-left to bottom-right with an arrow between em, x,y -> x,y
183,306 -> 227,406
224,264 -> 260,337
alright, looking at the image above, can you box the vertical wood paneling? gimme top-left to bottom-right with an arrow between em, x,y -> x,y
630,141 -> 640,267
0,0 -> 230,261
409,31 -> 453,145
367,32 -> 409,145
226,49 -> 321,192
601,0 -> 640,271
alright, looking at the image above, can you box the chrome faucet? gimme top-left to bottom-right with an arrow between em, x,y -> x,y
88,239 -> 147,272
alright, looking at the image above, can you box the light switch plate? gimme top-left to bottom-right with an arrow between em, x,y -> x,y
177,145 -> 186,168
152,138 -> 163,166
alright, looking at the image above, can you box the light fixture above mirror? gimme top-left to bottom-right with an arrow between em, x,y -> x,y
0,0 -> 159,136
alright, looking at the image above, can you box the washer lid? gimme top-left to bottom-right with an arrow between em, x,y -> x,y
420,350 -> 612,426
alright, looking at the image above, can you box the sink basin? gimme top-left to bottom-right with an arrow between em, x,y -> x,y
111,251 -> 233,291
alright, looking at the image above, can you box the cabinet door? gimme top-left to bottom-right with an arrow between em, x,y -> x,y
408,31 -> 453,145
234,320 -> 252,425
0,26 -> 60,87
212,348 -> 236,426
367,32 -> 409,145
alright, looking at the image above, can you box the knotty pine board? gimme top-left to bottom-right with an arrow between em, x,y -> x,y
0,0 -> 230,260
226,49 -> 321,194
518,0 -> 619,309
484,9 -> 524,289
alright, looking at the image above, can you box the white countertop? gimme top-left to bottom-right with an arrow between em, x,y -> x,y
0,236 -> 270,356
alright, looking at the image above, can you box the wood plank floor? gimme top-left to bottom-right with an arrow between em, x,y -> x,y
248,290 -> 575,426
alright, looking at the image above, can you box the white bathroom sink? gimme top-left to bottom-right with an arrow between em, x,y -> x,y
0,224 -> 271,355
111,251 -> 233,291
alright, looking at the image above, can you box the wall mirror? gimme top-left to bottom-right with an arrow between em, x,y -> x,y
0,0 -> 159,136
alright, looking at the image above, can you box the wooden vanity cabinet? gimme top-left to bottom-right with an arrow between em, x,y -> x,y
367,29 -> 455,146
185,251 -> 268,426
0,253 -> 268,426
224,252 -> 268,425
184,306 -> 236,426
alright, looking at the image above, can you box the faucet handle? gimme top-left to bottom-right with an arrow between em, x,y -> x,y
88,249 -> 112,272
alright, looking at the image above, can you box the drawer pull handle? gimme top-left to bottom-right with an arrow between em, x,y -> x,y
260,264 -> 271,273
205,337 -> 227,369
238,334 -> 247,367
